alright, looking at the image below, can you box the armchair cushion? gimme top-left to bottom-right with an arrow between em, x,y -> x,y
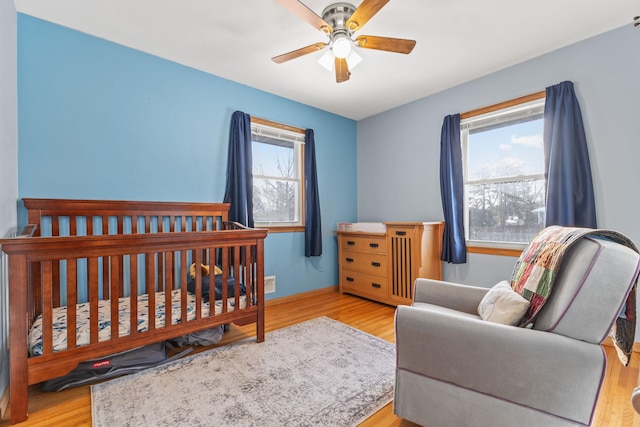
477,280 -> 530,325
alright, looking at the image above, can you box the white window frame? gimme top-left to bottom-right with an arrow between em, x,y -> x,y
460,97 -> 546,251
251,118 -> 305,231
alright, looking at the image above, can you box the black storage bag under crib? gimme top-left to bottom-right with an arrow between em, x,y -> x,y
187,273 -> 246,302
41,341 -> 191,392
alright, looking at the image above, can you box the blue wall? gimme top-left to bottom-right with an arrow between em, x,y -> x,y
358,24 -> 640,288
17,14 -> 358,300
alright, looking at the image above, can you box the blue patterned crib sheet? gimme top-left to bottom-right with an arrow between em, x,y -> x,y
28,289 -> 246,356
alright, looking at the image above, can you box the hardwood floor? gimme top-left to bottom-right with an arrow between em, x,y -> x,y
1,288 -> 639,426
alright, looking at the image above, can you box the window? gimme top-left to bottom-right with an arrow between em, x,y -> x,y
461,95 -> 545,248
251,118 -> 305,230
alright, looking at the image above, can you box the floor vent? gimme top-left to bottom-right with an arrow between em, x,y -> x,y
265,276 -> 276,294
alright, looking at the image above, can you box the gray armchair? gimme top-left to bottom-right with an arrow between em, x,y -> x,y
394,235 -> 640,427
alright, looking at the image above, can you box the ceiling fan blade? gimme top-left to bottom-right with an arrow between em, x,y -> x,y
355,35 -> 416,54
272,42 -> 327,64
346,0 -> 390,32
335,57 -> 350,83
275,0 -> 333,34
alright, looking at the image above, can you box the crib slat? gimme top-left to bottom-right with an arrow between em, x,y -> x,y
51,216 -> 59,236
180,250 -> 188,323
110,256 -> 120,340
119,253 -> 125,296
66,260 -> 77,350
52,260 -> 61,308
157,252 -> 165,295
88,257 -> 99,344
69,216 -> 77,236
244,245 -> 252,308
221,247 -> 229,314
165,251 -> 173,327
165,250 -> 174,290
41,261 -> 54,355
146,253 -> 156,331
102,256 -> 110,300
87,216 -> 94,235
233,246 -> 241,310
194,251 -> 202,320
208,249 -> 216,317
130,254 -> 138,336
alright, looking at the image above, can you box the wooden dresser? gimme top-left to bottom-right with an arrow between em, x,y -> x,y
336,222 -> 444,306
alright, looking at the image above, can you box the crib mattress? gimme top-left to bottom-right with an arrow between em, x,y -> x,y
29,289 -> 246,356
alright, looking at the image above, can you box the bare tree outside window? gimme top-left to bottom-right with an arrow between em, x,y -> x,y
253,148 -> 298,223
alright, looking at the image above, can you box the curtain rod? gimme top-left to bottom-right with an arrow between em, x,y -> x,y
460,90 -> 545,120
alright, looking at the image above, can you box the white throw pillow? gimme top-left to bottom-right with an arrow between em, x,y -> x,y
477,280 -> 530,326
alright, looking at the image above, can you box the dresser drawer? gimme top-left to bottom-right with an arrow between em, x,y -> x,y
341,236 -> 363,252
360,236 -> 386,254
341,251 -> 388,275
341,269 -> 388,299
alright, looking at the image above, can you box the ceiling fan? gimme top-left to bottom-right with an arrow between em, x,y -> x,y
272,0 -> 416,83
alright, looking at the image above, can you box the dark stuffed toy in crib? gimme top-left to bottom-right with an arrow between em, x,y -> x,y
187,263 -> 246,302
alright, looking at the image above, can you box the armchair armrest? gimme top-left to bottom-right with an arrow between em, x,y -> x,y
395,305 -> 604,424
413,278 -> 489,315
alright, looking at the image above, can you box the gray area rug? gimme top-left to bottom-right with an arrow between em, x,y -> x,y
91,316 -> 396,426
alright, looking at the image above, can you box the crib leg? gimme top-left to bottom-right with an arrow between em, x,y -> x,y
10,379 -> 28,425
9,256 -> 29,424
257,307 -> 265,343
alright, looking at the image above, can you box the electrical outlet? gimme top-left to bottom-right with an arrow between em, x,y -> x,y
265,276 -> 276,294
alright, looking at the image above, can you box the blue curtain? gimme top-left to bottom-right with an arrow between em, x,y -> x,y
439,114 -> 467,264
223,111 -> 254,227
544,81 -> 597,228
304,129 -> 322,257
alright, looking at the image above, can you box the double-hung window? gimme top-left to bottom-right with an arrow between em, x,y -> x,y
251,118 -> 305,231
461,96 -> 546,249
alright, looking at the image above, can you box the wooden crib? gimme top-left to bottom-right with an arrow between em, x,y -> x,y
0,198 -> 268,424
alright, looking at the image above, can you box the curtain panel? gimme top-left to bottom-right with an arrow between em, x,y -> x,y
223,111 -> 254,227
544,81 -> 597,228
439,113 -> 467,264
304,129 -> 322,257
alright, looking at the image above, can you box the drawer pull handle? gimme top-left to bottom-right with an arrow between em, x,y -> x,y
346,277 -> 354,282
371,261 -> 381,267
395,231 -> 407,236
371,283 -> 381,288
347,241 -> 356,246
346,258 -> 354,263
369,243 -> 379,248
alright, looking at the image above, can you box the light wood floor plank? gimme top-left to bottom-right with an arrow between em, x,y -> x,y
1,290 -> 638,426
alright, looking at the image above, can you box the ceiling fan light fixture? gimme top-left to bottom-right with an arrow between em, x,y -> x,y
346,49 -> 362,69
318,45 -> 362,72
332,34 -> 352,59
318,50 -> 335,71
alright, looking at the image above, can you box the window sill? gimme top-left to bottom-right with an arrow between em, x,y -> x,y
466,243 -> 524,257
257,225 -> 305,233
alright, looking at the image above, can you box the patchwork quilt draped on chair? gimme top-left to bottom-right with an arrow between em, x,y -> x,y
511,225 -> 638,365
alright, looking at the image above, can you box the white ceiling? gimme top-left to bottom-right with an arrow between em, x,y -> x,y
15,0 -> 639,120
